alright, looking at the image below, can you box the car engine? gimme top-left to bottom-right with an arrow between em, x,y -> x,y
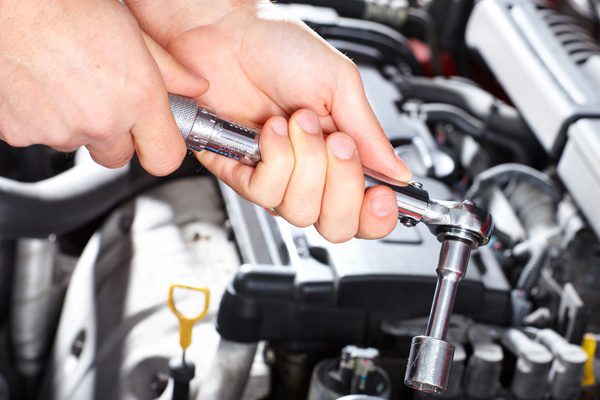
1,1 -> 600,400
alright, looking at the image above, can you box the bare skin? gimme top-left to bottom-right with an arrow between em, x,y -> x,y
128,0 -> 412,242
0,0 -> 208,175
0,0 -> 411,242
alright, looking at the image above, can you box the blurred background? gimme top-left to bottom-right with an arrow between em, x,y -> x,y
1,0 -> 600,399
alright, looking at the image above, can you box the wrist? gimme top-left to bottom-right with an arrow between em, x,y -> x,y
126,0 -> 263,46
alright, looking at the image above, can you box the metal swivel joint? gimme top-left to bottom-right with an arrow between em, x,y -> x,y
365,171 -> 494,394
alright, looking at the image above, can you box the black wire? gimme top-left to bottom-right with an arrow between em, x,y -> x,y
406,8 -> 442,76
420,103 -> 531,164
275,0 -> 366,19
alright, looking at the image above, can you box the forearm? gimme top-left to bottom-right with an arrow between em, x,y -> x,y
125,0 -> 260,45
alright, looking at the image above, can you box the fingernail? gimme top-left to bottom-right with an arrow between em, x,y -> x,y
272,118 -> 288,136
329,134 -> 355,160
395,153 -> 413,181
371,195 -> 397,217
296,110 -> 320,134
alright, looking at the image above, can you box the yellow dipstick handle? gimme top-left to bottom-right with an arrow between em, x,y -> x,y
582,333 -> 597,387
168,284 -> 210,352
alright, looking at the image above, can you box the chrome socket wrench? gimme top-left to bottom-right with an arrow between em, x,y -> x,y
168,94 -> 494,394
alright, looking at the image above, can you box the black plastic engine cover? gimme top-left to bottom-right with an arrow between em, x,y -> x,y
216,223 -> 511,348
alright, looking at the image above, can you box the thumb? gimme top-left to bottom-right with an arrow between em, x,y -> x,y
332,64 -> 412,182
143,32 -> 209,98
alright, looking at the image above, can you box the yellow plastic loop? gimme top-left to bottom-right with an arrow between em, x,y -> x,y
582,333 -> 597,387
168,284 -> 210,352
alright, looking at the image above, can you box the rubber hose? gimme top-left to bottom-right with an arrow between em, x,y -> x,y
516,245 -> 548,291
398,77 -> 535,142
420,103 -> 530,164
466,164 -> 561,202
275,0 -> 366,18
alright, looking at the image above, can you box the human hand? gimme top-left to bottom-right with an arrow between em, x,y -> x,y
129,1 -> 412,241
0,0 -> 208,175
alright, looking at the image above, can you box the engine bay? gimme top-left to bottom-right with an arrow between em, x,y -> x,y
1,1 -> 600,399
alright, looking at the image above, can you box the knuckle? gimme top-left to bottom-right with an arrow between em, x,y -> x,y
286,208 -> 320,228
81,115 -> 117,142
341,58 -> 362,82
141,156 -> 182,177
41,129 -> 74,149
89,150 -> 132,170
269,154 -> 295,175
2,131 -> 30,147
129,71 -> 161,108
319,222 -> 358,244
324,232 -> 355,244
103,152 -> 134,169
256,194 -> 284,210
299,152 -> 326,171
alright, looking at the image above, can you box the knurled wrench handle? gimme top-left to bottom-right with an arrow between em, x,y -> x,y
168,94 -> 432,222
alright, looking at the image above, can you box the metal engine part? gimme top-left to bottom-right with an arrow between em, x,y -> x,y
502,329 -> 554,400
466,0 -> 600,155
466,0 -> 600,241
0,4 -> 595,400
307,346 -> 391,400
11,238 -> 57,379
535,328 -> 588,400
41,177 -> 269,400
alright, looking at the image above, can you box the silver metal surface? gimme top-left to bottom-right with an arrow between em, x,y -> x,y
535,329 -> 587,400
404,336 -> 455,394
558,119 -> 600,239
198,340 -> 259,400
404,239 -> 474,394
464,343 -> 503,399
10,238 -> 64,377
426,240 -> 472,339
466,0 -> 600,154
169,94 -> 261,165
502,329 -> 553,400
364,169 -> 430,223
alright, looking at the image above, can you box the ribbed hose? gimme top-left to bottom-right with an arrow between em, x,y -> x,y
466,164 -> 561,202
420,104 -> 531,164
510,182 -> 558,291
468,165 -> 560,291
516,246 -> 548,291
397,77 -> 535,143
276,0 -> 442,75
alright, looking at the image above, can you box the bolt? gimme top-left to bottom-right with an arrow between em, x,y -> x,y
410,181 -> 424,189
400,217 -> 418,227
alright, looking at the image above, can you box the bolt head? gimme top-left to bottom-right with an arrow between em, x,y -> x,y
400,217 -> 417,227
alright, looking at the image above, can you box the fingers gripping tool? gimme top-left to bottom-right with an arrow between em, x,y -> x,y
168,94 -> 493,394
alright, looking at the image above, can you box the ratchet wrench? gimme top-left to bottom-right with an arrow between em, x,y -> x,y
168,93 -> 493,394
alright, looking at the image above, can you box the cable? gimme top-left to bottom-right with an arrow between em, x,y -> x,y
465,163 -> 560,202
419,103 -> 530,164
397,77 -> 537,144
406,8 -> 442,76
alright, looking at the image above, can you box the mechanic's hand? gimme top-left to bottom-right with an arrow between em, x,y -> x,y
0,0 -> 208,176
128,1 -> 411,241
